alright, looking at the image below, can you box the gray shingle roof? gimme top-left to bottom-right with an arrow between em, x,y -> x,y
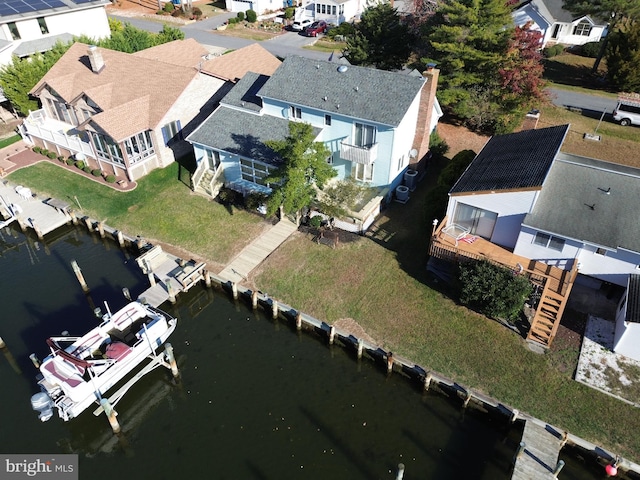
220,72 -> 269,113
449,124 -> 569,194
523,152 -> 640,253
187,106 -> 321,165
627,275 -> 640,323
12,33 -> 73,57
257,56 -> 425,127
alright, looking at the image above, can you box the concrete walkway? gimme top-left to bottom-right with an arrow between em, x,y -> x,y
219,218 -> 298,284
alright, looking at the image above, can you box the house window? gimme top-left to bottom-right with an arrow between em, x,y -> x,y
595,247 -> 607,256
289,106 -> 301,119
46,97 -> 78,125
7,22 -> 20,40
79,109 -> 92,122
351,162 -> 373,182
38,17 -> 49,35
573,21 -> 592,36
320,4 -> 325,13
326,153 -> 334,165
533,232 -> 565,251
161,120 -> 182,146
240,158 -> 271,186
551,24 -> 560,39
316,4 -> 320,13
339,4 -> 344,14
332,5 -> 336,15
91,132 -> 124,165
124,131 -> 155,164
454,203 -> 498,240
324,114 -> 331,126
354,122 -> 376,147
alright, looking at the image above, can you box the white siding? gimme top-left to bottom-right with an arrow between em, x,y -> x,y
513,225 -> 581,271
613,291 -> 640,361
445,190 -> 539,248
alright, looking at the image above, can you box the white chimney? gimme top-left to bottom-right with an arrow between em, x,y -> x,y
87,45 -> 105,74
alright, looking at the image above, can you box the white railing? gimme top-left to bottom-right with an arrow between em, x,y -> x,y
340,141 -> 378,165
23,110 -> 95,157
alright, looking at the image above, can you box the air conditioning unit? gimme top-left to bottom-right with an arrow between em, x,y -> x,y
395,185 -> 409,203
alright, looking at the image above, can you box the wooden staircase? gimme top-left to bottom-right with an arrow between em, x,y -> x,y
193,167 -> 223,199
526,264 -> 578,349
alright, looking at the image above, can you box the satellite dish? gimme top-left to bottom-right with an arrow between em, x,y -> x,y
409,149 -> 418,158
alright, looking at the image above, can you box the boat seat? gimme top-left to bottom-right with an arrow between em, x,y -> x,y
43,361 -> 83,388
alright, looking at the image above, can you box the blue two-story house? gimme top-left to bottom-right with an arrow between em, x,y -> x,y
187,55 -> 441,232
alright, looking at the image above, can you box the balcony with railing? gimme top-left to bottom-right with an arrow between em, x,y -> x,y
340,141 -> 378,165
21,109 -> 95,158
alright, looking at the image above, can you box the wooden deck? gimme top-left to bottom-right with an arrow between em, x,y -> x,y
429,219 -> 578,348
219,219 -> 298,284
512,420 -> 564,480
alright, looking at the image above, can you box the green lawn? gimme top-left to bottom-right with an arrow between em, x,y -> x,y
0,134 -> 21,149
8,162 -> 265,267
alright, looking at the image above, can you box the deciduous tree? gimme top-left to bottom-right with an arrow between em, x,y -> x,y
344,3 -> 414,70
264,122 -> 336,223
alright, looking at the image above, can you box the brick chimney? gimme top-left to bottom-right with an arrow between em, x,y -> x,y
87,45 -> 105,74
521,109 -> 540,131
410,64 -> 439,172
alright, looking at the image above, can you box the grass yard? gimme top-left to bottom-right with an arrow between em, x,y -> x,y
304,39 -> 347,53
543,52 -> 611,93
8,162 -> 266,269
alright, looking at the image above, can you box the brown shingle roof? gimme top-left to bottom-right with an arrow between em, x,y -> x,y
200,43 -> 281,82
31,42 -> 199,141
133,38 -> 209,69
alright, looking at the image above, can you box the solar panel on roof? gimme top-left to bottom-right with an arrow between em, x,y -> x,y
72,0 -> 99,3
0,0 -> 66,15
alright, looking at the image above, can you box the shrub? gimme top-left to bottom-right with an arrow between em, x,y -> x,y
66,158 -> 75,166
57,155 -> 65,162
429,130 -> 449,158
105,174 -> 116,183
33,146 -> 42,154
192,6 -> 202,18
228,17 -> 238,24
237,11 -> 245,21
91,168 -> 102,177
46,151 -> 57,159
327,21 -> 355,39
75,160 -> 85,169
543,44 -> 564,58
284,7 -> 294,19
246,9 -> 257,23
457,260 -> 533,321
83,166 -> 92,173
580,41 -> 602,58
309,215 -> 323,228
163,2 -> 174,13
171,8 -> 181,17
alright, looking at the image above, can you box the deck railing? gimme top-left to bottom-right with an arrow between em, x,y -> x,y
22,110 -> 95,157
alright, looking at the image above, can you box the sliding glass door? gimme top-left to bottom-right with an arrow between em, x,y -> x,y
453,202 -> 497,239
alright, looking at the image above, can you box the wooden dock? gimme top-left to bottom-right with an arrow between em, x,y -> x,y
219,218 -> 298,284
512,420 -> 564,480
0,179 -> 71,236
136,245 -> 206,307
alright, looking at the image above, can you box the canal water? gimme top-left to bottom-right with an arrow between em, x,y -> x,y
0,225 -> 604,479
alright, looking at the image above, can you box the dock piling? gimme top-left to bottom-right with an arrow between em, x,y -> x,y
231,281 -> 238,300
205,271 -> 211,288
29,353 -> 40,369
84,217 -> 93,232
97,221 -> 105,238
122,288 -> 131,301
71,259 -> 90,294
70,211 -> 78,225
166,279 -> 176,304
271,299 -> 278,320
553,460 -> 565,477
424,373 -> 432,392
100,398 -> 121,434
510,409 -> 519,423
164,343 -> 179,378
513,441 -> 526,465
329,325 -> 336,344
357,339 -> 364,359
251,290 -> 258,309
463,390 -> 472,408
116,230 -> 124,247
396,463 -> 405,480
296,312 -> 302,330
32,221 -> 43,240
386,352 -> 393,374
0,336 -> 4,349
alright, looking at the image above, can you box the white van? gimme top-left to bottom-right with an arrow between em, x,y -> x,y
613,93 -> 640,126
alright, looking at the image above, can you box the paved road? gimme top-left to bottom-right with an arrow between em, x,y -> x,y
547,87 -> 618,116
110,13 -> 334,61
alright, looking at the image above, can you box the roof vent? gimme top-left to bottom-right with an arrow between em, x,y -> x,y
354,86 -> 359,92
337,65 -> 348,73
598,187 -> 611,195
323,96 -> 327,101
336,104 -> 339,109
316,64 -> 320,69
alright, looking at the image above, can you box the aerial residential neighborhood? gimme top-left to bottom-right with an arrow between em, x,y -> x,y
1,0 -> 640,476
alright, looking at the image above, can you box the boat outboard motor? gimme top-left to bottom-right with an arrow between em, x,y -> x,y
31,392 -> 54,422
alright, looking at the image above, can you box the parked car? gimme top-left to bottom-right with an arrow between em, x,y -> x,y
613,94 -> 640,127
292,18 -> 312,31
303,20 -> 327,37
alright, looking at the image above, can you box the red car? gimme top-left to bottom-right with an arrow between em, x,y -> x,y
303,20 -> 327,37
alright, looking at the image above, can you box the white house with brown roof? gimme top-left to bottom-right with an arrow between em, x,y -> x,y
19,41 -> 280,182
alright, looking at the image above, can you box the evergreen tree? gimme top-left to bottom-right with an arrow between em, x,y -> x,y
606,22 -> 640,91
264,122 -> 337,223
344,3 -> 414,70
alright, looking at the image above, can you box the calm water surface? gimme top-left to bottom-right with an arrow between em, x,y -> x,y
0,225 -> 604,479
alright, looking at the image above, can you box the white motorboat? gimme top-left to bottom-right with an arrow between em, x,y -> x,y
30,301 -> 177,422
